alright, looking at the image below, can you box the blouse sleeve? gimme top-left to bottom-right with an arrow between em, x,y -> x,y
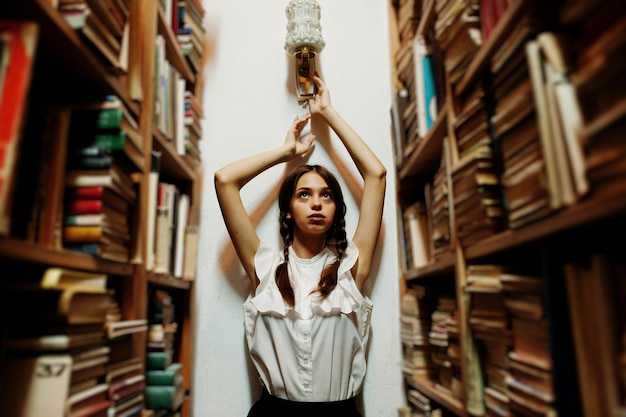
248,240 -> 290,316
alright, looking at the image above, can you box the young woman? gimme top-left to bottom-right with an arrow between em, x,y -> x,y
214,74 -> 386,417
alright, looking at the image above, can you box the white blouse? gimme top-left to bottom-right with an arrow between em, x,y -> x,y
243,240 -> 373,402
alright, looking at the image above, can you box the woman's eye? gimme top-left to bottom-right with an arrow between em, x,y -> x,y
298,191 -> 309,198
322,192 -> 332,199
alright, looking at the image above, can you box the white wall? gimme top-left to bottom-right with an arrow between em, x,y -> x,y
194,1 -> 404,415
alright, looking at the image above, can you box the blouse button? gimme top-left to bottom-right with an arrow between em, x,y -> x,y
302,334 -> 308,340
303,358 -> 309,365
303,383 -> 309,389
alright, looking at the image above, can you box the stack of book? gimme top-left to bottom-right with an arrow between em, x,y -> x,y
502,271 -> 555,416
145,288 -> 184,413
182,90 -> 203,170
466,264 -> 512,417
429,295 -> 462,400
392,40 -> 419,162
177,0 -> 206,75
400,286 -> 437,383
63,97 -> 141,263
434,0 -> 482,95
145,362 -> 185,414
103,296 -> 148,416
0,267 -> 113,417
58,0 -> 131,73
451,129 -> 502,247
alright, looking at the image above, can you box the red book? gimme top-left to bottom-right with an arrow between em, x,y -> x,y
66,199 -> 103,215
65,186 -> 105,200
0,22 -> 39,234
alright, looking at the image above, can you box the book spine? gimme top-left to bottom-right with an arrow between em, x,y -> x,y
65,186 -> 105,200
66,199 -> 103,215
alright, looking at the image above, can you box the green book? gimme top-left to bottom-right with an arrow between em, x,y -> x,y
93,131 -> 127,150
146,363 -> 183,386
95,108 -> 123,129
146,350 -> 173,370
144,384 -> 184,411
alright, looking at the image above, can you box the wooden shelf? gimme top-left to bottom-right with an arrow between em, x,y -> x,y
399,102 -> 449,181
0,237 -> 135,276
153,128 -> 196,181
405,377 -> 467,416
8,0 -> 139,116
148,272 -> 192,290
404,250 -> 456,281
416,0 -> 436,38
465,189 -> 626,260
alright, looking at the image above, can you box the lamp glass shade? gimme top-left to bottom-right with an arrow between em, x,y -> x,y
285,0 -> 325,100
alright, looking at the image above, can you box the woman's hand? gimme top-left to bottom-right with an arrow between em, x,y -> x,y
284,113 -> 315,160
307,73 -> 332,116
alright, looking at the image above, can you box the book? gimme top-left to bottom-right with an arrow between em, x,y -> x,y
32,107 -> 72,248
104,319 -> 148,339
40,267 -> 108,290
0,21 -> 39,235
5,286 -> 111,326
145,362 -> 184,386
182,225 -> 199,280
146,350 -> 174,370
65,185 -> 130,214
172,193 -> 190,278
1,354 -> 72,417
144,384 -> 185,411
65,166 -> 136,204
65,382 -> 110,417
146,151 -> 162,271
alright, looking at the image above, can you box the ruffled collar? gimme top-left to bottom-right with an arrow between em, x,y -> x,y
249,242 -> 363,319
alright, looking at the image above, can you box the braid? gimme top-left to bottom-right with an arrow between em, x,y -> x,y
314,216 -> 348,299
275,212 -> 295,307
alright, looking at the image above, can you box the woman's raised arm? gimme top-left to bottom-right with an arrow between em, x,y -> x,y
308,74 -> 387,290
214,114 -> 315,286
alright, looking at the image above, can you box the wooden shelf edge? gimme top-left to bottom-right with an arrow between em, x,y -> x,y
399,102 -> 449,181
404,250 -> 456,281
405,377 -> 467,416
0,237 -> 134,276
148,273 -> 192,290
456,0 -> 530,96
465,189 -> 626,259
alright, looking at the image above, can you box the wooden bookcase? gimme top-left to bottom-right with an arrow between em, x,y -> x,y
391,0 -> 626,416
0,1 -> 204,416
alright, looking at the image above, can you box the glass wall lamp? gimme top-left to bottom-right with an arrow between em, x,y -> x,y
284,0 -> 325,102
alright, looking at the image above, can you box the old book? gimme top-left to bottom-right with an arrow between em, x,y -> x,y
0,21 -> 39,235
104,319 -> 148,339
32,107 -> 71,248
4,285 -> 111,327
1,354 -> 72,417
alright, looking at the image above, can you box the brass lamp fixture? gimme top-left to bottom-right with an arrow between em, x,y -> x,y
284,0 -> 325,101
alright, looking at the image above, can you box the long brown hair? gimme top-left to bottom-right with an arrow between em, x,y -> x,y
275,165 -> 348,307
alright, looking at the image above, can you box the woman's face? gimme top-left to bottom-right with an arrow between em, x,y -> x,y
288,171 -> 337,236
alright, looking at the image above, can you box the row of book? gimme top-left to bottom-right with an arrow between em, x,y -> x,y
0,267 -> 148,417
466,265 -> 555,416
154,33 -> 204,169
145,289 -> 186,413
400,283 -> 464,412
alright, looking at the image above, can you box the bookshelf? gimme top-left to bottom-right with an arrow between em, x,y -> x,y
390,0 -> 626,416
0,1 -> 205,416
